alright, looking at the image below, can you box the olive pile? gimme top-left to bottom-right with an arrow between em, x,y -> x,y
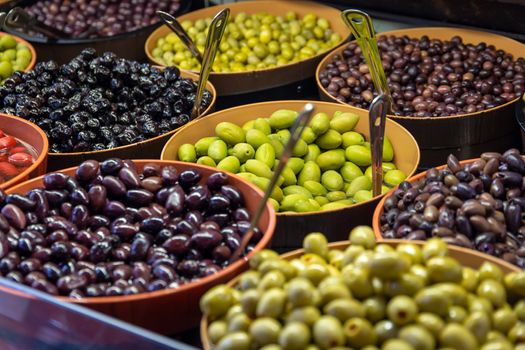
0,159 -> 262,297
319,35 -> 525,117
26,0 -> 181,38
0,35 -> 32,80
0,48 -> 211,153
176,109 -> 407,213
201,228 -> 525,350
379,149 -> 525,268
152,12 -> 342,72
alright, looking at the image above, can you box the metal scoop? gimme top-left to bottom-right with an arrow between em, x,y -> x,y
157,10 -> 204,64
341,9 -> 393,111
3,7 -> 69,39
191,8 -> 229,119
369,94 -> 390,197
229,103 -> 316,263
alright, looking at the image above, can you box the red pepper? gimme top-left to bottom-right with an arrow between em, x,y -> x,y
8,153 -> 33,167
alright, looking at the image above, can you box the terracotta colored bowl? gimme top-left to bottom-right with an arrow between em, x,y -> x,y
372,158 -> 489,240
316,27 -> 525,169
0,32 -> 37,73
0,114 -> 48,189
200,238 -> 519,349
161,100 -> 420,250
145,1 -> 349,96
45,70 -> 216,172
5,160 -> 276,335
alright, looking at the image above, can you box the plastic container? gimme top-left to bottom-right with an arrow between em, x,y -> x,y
145,0 -> 349,96
5,160 -> 276,335
161,100 -> 420,251
317,27 -> 525,169
200,238 -> 519,350
0,114 -> 48,189
45,70 -> 216,172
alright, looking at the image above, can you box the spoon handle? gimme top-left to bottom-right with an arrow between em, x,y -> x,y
4,7 -> 69,39
369,94 -> 389,197
229,103 -> 316,264
341,9 -> 393,112
157,10 -> 204,64
191,8 -> 229,119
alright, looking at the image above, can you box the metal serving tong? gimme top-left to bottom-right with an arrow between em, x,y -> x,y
229,103 -> 316,263
369,94 -> 390,196
342,9 -> 393,197
2,7 -> 69,39
191,8 -> 229,119
157,10 -> 204,64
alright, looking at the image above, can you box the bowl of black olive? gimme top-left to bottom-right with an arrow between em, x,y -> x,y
2,0 -> 191,64
316,27 -> 525,169
0,158 -> 276,334
0,48 -> 216,171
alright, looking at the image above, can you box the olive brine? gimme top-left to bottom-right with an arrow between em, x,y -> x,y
0,159 -> 262,297
0,48 -> 212,153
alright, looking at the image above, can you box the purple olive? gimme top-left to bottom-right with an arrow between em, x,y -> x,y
119,166 -> 141,188
200,221 -> 220,231
179,169 -> 201,188
206,212 -> 230,227
1,204 -> 26,230
153,264 -> 177,282
213,244 -> 232,262
89,215 -> 111,229
43,173 -> 70,190
141,176 -> 162,193
147,279 -> 167,292
164,185 -> 185,214
31,279 -> 58,295
208,194 -> 231,213
126,189 -> 154,207
177,259 -> 199,277
102,176 -> 126,197
186,186 -> 210,210
220,185 -> 243,207
175,220 -> 197,236
42,262 -> 62,281
140,217 -> 164,233
155,229 -> 173,245
31,247 -> 52,262
207,172 -> 228,190
88,185 -> 107,212
57,275 -> 87,294
129,237 -> 150,261
161,166 -> 178,185
19,258 -> 42,275
162,235 -> 190,255
185,210 -> 203,227
190,229 -> 222,251
90,241 -> 112,263
143,163 -> 161,178
6,194 -> 36,211
76,160 -> 100,182
100,158 -> 124,175
112,243 -> 131,261
233,208 -> 250,222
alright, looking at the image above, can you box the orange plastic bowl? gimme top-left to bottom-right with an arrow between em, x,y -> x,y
0,114 -> 48,190
200,238 -> 519,349
5,160 -> 276,335
0,32 -> 37,73
373,158 -> 488,241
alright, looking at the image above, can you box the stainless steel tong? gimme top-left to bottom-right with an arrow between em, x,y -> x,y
1,7 -> 69,39
229,103 -> 316,263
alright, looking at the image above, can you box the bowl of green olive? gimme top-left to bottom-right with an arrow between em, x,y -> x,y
200,227 -> 524,350
145,1 -> 348,96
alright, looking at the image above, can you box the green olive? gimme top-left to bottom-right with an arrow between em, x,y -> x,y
303,232 -> 329,258
216,331 -> 252,350
313,316 -> 345,349
279,322 -> 311,350
363,296 -> 386,323
416,313 -> 444,338
477,279 -> 506,308
200,285 -> 236,318
399,324 -> 436,350
426,256 -> 463,283
345,145 -> 372,166
375,320 -> 399,345
439,324 -> 478,350
349,226 -> 376,249
343,317 -> 377,348
286,306 -> 321,326
382,339 -> 415,350
256,288 -> 287,318
216,121 -> 246,145
329,112 -> 359,133
286,277 -> 316,307
386,295 -> 418,325
249,317 -> 281,346
208,320 -> 228,345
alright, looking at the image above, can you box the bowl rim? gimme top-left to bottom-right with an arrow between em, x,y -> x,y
5,159 -> 277,304
45,69 -> 216,158
372,157 -> 493,239
160,99 -> 421,217
316,26 -> 525,121
144,0 -> 350,77
4,0 -> 192,45
0,31 -> 37,73
0,113 -> 48,190
199,237 -> 519,349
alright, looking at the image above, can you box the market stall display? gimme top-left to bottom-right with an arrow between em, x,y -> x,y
200,228 -> 523,350
4,0 -> 191,63
161,100 -> 420,249
145,1 -> 348,95
3,159 -> 276,334
374,149 -> 525,269
0,113 -> 47,189
0,48 -> 215,170
317,27 -> 525,168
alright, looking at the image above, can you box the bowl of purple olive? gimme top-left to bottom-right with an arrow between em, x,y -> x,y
0,48 -> 216,171
316,27 -> 525,169
373,148 -> 525,270
0,158 -> 276,334
4,0 -> 191,64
